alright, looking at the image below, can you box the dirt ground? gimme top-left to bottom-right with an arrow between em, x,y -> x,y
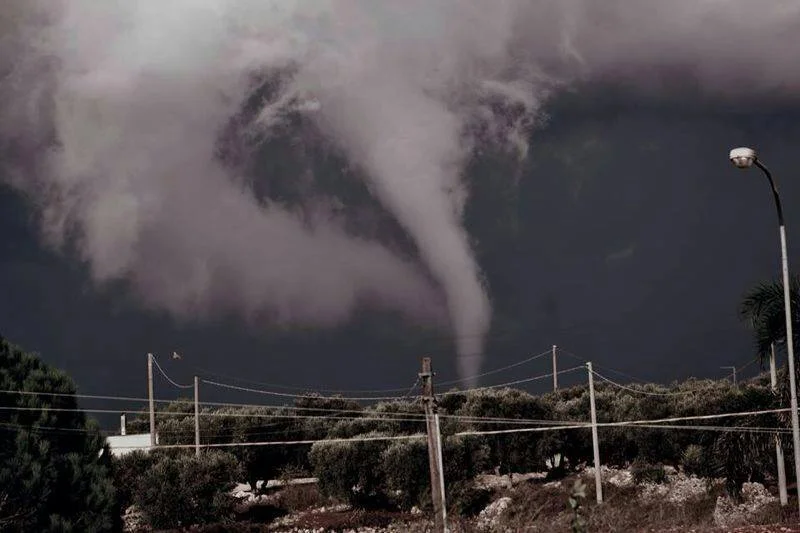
653,527 -> 800,533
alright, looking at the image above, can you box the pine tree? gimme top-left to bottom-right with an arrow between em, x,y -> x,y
0,337 -> 119,532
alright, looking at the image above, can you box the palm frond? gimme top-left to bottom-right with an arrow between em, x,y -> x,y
739,275 -> 800,364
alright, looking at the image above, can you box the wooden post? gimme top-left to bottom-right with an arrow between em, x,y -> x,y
552,345 -> 558,391
420,358 -> 447,532
587,362 -> 603,504
194,376 -> 200,456
147,353 -> 156,447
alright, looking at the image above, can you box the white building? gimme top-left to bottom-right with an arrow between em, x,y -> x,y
106,433 -> 156,457
105,412 -> 158,457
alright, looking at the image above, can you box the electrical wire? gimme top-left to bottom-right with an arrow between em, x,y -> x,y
634,424 -> 789,435
151,355 -> 194,389
556,348 -> 652,384
113,432 -> 428,450
0,421 -> 98,434
0,389 -> 160,405
2,406 -> 791,444
590,369 -> 701,397
441,364 -> 584,396
0,388 -> 568,424
109,407 -> 794,449
189,365 -> 426,394
436,349 -> 552,387
401,377 -> 420,399
0,404 -> 578,427
188,347 -> 555,394
200,378 -> 414,402
456,407 -> 791,437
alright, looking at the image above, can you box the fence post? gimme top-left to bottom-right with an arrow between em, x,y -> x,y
587,361 -> 603,504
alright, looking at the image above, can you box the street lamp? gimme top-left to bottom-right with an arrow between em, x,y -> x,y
729,146 -> 799,512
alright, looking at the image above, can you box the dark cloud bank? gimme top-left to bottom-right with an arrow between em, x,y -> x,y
1,1 -> 799,394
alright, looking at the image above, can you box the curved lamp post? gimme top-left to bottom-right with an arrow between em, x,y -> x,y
729,147 -> 799,512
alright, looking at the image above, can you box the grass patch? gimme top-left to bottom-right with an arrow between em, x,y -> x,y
285,509 -> 418,530
273,484 -> 327,513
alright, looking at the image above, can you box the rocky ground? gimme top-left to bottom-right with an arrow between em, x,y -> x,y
127,468 -> 800,532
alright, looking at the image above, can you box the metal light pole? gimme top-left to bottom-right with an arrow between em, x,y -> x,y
729,147 -> 800,514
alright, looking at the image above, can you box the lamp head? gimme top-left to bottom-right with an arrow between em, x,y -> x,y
729,147 -> 757,169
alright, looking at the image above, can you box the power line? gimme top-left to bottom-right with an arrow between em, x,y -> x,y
3,404 -> 790,443
188,364 -> 424,395
151,355 -> 194,390
106,407 -> 793,449
0,421 -> 98,434
736,358 -> 760,374
0,403 -> 578,427
187,347 -> 555,394
0,388 -> 561,423
590,369 -> 701,397
200,378 -> 414,402
557,348 -> 651,384
0,389 -> 159,405
436,349 -> 552,387
441,364 -> 584,396
455,407 -> 791,437
401,378 -> 420,399
561,346 -> 770,388
635,424 -> 790,435
115,432 -> 428,450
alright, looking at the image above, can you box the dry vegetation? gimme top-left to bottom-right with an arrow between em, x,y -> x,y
117,376 -> 800,532
168,472 -> 797,533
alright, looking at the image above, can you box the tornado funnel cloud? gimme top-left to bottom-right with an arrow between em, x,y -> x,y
2,0 -> 799,384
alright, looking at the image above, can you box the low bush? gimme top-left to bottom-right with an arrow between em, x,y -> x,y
275,483 -> 326,512
382,438 -> 430,510
134,451 -> 242,529
112,451 -> 155,510
309,432 -> 391,508
631,461 -> 667,485
680,444 -> 706,477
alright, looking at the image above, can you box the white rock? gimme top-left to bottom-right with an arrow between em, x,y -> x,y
713,482 -> 777,528
476,497 -> 513,532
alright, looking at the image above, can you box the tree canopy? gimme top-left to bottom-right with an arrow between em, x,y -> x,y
0,337 -> 118,532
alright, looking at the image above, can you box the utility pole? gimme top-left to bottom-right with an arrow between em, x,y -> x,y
721,366 -> 737,387
552,345 -> 558,391
420,357 -> 447,533
147,353 -> 156,447
587,362 -> 603,504
194,376 -> 200,456
771,343 -> 789,505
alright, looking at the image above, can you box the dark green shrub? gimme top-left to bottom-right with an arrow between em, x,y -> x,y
381,438 -> 429,510
631,461 -> 667,485
680,444 -> 705,476
112,451 -> 155,510
443,435 -> 490,483
134,451 -> 241,529
274,483 -> 324,513
456,389 -> 550,475
380,434 -> 489,513
309,432 -> 391,508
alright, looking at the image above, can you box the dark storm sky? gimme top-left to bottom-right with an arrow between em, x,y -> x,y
1,88 -> 799,414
